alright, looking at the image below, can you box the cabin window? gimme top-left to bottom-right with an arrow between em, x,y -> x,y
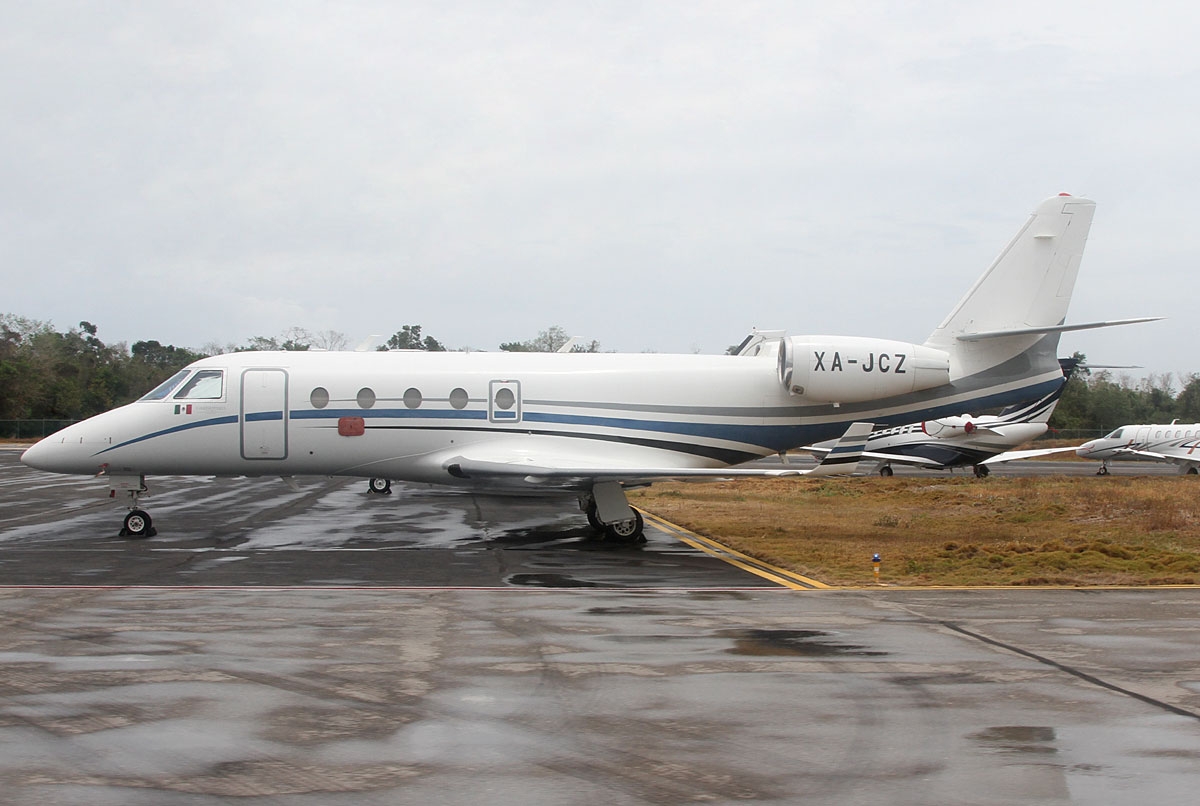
449,387 -> 469,410
310,387 -> 330,409
1155,430 -> 1162,438
404,388 -> 422,409
495,387 -> 516,410
140,369 -> 191,401
357,387 -> 376,409
174,369 -> 224,400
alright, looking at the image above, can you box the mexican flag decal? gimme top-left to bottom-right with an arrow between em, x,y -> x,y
174,404 -> 193,415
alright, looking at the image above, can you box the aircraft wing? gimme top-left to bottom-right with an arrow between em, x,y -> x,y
446,422 -> 875,485
980,445 -> 1079,465
803,446 -> 947,469
1113,447 -> 1200,465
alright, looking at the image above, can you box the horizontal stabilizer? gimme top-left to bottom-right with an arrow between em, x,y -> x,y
957,316 -> 1163,342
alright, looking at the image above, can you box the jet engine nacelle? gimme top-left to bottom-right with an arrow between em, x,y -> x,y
921,415 -> 978,438
779,336 -> 950,404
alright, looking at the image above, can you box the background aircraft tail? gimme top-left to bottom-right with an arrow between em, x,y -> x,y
923,194 -> 1095,381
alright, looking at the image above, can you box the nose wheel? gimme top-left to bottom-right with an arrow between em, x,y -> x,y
121,508 -> 155,538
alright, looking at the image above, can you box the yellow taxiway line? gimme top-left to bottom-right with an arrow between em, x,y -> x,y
639,509 -> 831,590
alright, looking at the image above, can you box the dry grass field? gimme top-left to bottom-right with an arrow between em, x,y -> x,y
630,475 -> 1200,587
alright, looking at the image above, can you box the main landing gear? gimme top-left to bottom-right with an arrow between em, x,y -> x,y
973,464 -> 991,478
368,477 -> 393,494
581,482 -> 646,544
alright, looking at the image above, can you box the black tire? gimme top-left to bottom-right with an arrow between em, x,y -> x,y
585,502 -> 604,531
368,477 -> 392,494
973,465 -> 990,478
1097,466 -> 1109,476
1187,466 -> 1198,476
604,510 -> 645,544
122,509 -> 153,538
879,465 -> 894,477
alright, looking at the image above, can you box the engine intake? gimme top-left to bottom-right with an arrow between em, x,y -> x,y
779,336 -> 950,404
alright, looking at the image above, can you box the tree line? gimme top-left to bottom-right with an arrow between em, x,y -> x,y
3,313 -> 1198,434
0,316 -> 599,421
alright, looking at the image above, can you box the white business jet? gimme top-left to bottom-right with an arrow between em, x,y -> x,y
21,195 -> 1156,541
803,375 -> 1075,477
1076,422 -> 1200,475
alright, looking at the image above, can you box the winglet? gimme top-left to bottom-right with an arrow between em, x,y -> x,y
805,422 -> 873,476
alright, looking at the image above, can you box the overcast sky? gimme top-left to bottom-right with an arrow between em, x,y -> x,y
3,2 -> 1196,380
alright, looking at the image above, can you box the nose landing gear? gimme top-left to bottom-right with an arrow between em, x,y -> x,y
109,474 -> 156,538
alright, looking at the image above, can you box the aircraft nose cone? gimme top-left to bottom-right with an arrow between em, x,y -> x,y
20,437 -> 63,472
20,428 -> 103,474
1076,441 -> 1095,458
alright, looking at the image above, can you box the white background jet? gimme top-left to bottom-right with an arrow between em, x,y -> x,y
1077,423 -> 1200,475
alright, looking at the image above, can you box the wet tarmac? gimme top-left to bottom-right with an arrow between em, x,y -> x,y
2,449 -> 1200,804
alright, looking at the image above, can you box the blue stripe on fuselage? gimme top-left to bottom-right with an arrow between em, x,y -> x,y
96,414 -> 240,455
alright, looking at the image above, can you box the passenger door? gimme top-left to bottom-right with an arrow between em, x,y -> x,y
241,368 -> 289,459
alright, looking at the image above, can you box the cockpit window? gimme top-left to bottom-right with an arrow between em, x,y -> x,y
174,369 -> 225,400
1106,428 -> 1124,439
140,369 -> 191,401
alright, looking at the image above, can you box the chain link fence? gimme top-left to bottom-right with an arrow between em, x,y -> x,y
0,420 -> 79,440
1042,429 -> 1110,441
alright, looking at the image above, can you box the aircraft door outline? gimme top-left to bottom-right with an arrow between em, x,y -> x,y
488,380 -> 522,423
241,368 -> 289,460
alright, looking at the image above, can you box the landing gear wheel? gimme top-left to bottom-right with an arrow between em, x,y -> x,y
879,465 -> 894,477
604,510 -> 646,544
1097,465 -> 1109,476
368,477 -> 392,495
585,502 -> 604,531
1187,466 -> 1198,476
121,509 -> 155,539
973,464 -> 990,478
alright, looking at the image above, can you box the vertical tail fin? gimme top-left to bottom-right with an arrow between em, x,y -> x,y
924,195 -> 1095,380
